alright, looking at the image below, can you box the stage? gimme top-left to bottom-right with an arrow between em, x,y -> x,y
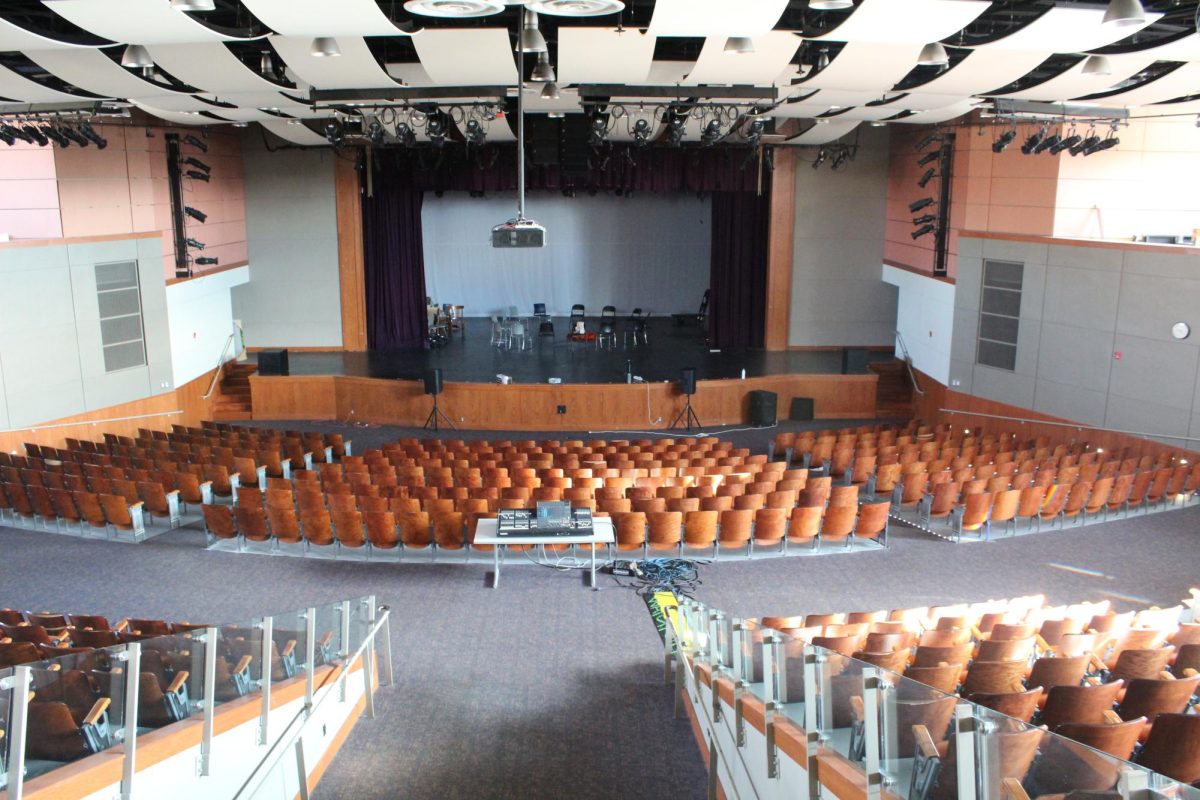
247,317 -> 890,430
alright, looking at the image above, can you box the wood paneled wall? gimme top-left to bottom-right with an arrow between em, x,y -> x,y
911,368 -> 1200,460
0,369 -> 217,454
765,147 -> 797,351
335,155 -> 367,351
249,373 -> 878,431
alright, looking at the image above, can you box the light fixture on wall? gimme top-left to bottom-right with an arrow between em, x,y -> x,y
1101,0 -> 1146,27
185,169 -> 210,182
917,149 -> 939,166
310,37 -> 342,58
911,224 -> 936,239
1020,126 -> 1047,155
909,197 -> 935,213
195,256 -> 219,265
912,213 -> 937,225
916,42 -> 949,67
724,37 -> 755,55
1082,55 -> 1112,76
916,167 -> 937,187
830,146 -> 850,170
914,132 -> 942,151
184,206 -> 207,223
183,134 -> 208,152
992,127 -> 1016,153
185,237 -> 206,250
812,147 -> 828,169
120,44 -> 153,69
183,156 -> 210,173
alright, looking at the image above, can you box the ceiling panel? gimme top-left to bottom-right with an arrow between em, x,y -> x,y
128,93 -> 217,111
0,17 -> 99,50
557,28 -> 656,85
42,0 -> 258,44
914,49 -> 1048,97
638,60 -> 696,86
1137,35 -> 1200,63
787,119 -> 860,144
998,53 -> 1157,102
192,90 -> 310,112
411,28 -> 517,86
1090,61 -> 1200,107
240,0 -> 412,37
269,35 -> 400,90
147,42 -> 282,95
822,106 -> 906,121
0,62 -> 97,102
261,118 -> 327,145
648,0 -> 788,38
384,62 -> 435,87
800,41 -> 923,93
894,99 -> 978,124
25,48 -> 194,99
978,6 -> 1160,53
684,31 -> 801,86
131,101 -> 212,124
813,0 -> 990,44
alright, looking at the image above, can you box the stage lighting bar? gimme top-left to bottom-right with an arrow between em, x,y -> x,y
184,206 -> 207,223
909,197 -> 935,213
185,237 -> 205,250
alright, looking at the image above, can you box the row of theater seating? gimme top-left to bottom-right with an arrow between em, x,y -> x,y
752,592 -> 1200,787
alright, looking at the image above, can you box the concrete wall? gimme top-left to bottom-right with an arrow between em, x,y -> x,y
951,234 -> 1200,444
882,265 -> 954,386
789,125 -> 896,346
165,265 -> 249,387
234,136 -> 342,348
0,235 -> 172,430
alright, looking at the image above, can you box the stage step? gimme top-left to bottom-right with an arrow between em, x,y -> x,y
871,358 -> 914,419
211,363 -> 256,419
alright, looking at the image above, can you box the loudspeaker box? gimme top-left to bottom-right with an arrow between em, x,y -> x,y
423,368 -> 443,396
748,390 -> 777,427
679,367 -> 697,396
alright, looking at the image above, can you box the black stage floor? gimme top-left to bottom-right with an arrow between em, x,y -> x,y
265,317 -> 892,385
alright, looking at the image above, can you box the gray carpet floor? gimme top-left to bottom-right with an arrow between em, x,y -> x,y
1,419 -> 1197,799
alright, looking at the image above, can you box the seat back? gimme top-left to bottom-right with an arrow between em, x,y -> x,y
1136,712 -> 1200,784
1117,675 -> 1200,722
267,506 -> 302,543
1041,680 -> 1124,729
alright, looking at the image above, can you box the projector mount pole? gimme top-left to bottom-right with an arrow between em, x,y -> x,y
516,8 -> 527,224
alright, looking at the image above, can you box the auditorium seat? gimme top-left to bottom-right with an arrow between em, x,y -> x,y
716,509 -> 752,558
202,504 -> 237,546
966,687 -> 1041,723
300,507 -> 335,552
1040,680 -> 1125,730
1030,718 -> 1145,793
1134,713 -> 1200,784
1115,675 -> 1200,739
853,501 -> 890,547
646,511 -> 682,555
904,663 -> 962,694
234,504 -> 270,548
818,504 -> 856,549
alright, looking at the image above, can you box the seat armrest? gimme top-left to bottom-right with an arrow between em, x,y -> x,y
1102,710 -> 1123,724
1001,778 -> 1031,800
280,639 -> 297,658
200,481 -> 213,505
167,670 -> 190,694
912,724 -> 939,759
83,696 -> 112,727
343,440 -> 352,457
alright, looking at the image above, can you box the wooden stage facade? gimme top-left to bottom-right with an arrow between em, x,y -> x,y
248,372 -> 879,431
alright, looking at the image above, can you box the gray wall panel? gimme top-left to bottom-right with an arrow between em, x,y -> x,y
972,365 -> 1036,408
1046,243 -> 1123,273
1033,379 -> 1108,427
1108,334 -> 1197,411
1105,393 -> 1193,440
955,256 -> 982,312
1035,321 -> 1114,393
1115,276 -> 1200,345
1041,266 -> 1120,331
981,238 -> 1047,266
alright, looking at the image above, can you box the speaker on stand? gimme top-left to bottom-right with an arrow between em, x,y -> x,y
669,367 -> 702,431
422,368 -> 455,431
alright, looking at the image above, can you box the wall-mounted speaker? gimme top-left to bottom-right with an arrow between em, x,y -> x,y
423,368 -> 443,396
679,367 -> 697,396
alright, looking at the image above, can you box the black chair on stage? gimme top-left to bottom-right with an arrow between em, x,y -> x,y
534,303 -> 554,339
623,309 -> 650,348
597,306 -> 617,349
674,289 -> 709,329
569,304 -> 586,336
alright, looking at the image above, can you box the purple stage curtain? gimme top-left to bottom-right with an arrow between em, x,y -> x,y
708,191 -> 769,349
362,174 -> 428,350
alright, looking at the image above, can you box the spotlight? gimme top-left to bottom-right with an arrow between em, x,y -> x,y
195,257 -> 218,266
1049,134 -> 1081,155
917,42 -> 949,67
366,119 -> 385,145
743,118 -> 765,147
917,150 -> 939,166
464,119 -> 487,146
992,129 -> 1017,153
22,125 -> 49,147
42,125 -> 70,147
666,112 -> 686,146
816,48 -> 830,70
541,82 -> 560,100
184,206 -> 207,223
1102,0 -> 1146,27
1033,133 -> 1061,154
724,37 -> 754,55
912,224 -> 936,240
530,51 -> 555,82
121,44 -> 153,69
917,167 -> 937,188
0,123 -> 30,144
701,118 -> 723,146
183,156 -> 210,173
185,237 -> 205,250
426,116 -> 446,148
186,169 -> 210,182
395,122 -> 416,147
909,197 -> 934,213
310,37 -> 341,58
1082,55 -> 1112,76
259,51 -> 275,77
589,113 -> 608,147
61,126 -> 90,147
1091,136 -> 1120,153
912,213 -> 937,225
914,133 -> 942,151
1021,127 -> 1047,155
79,121 -> 107,149
323,118 -> 344,145
183,134 -> 208,152
830,147 -> 849,170
517,10 -> 547,54
631,118 -> 651,147
1071,134 -> 1100,156
812,147 -> 827,169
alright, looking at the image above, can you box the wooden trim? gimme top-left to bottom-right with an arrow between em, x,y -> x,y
715,676 -> 736,707
817,748 -> 905,800
0,231 -> 161,250
773,717 -> 808,765
245,346 -> 339,353
882,259 -> 957,285
165,260 -> 249,286
696,661 -> 713,687
741,694 -> 766,735
787,345 -> 894,353
958,230 -> 1200,256
765,147 -> 797,351
334,154 -> 367,352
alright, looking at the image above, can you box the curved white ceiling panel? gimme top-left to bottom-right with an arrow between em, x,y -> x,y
800,42 -> 922,93
269,35 -> 400,90
411,28 -> 517,86
685,31 -> 801,86
146,42 -> 282,95
813,0 -> 990,44
192,90 -> 309,112
787,119 -> 860,144
648,0 -> 788,38
1138,35 -> 1200,63
385,62 -> 435,87
999,53 -> 1157,102
1089,61 -> 1200,107
0,17 -> 98,50
261,119 -> 328,145
240,0 -> 414,37
979,6 -> 1160,53
915,49 -> 1047,97
42,0 -> 258,44
0,62 -> 97,102
557,28 -> 656,85
894,99 -> 978,124
131,101 -> 212,124
25,48 -> 192,99
129,93 -> 216,111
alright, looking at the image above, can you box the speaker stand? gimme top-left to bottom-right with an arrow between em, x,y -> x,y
423,396 -> 456,432
669,395 -> 702,432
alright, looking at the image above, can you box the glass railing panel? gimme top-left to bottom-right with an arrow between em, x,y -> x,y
314,602 -> 343,671
876,671 -> 965,800
815,648 -> 865,761
270,608 -> 309,684
217,619 -> 265,705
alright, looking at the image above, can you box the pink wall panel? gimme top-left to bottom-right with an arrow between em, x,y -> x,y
0,141 -> 63,239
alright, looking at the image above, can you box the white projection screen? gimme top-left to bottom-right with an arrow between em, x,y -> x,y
421,192 -> 711,318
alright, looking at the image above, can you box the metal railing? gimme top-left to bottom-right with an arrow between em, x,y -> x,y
202,332 -> 239,400
940,408 -> 1200,447
893,330 -> 925,396
0,409 -> 182,435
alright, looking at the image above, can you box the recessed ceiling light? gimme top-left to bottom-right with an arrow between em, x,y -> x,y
1102,0 -> 1146,27
917,42 -> 948,67
403,0 -> 505,17
120,44 -> 153,69
310,37 -> 341,57
809,0 -> 854,9
724,37 -> 755,55
526,0 -> 625,16
170,0 -> 216,10
1082,54 -> 1112,75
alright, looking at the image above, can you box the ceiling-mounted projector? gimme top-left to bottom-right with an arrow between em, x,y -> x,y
492,218 -> 546,248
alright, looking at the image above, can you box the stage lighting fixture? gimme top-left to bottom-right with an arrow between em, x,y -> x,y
701,118 -> 723,146
184,206 -> 207,223
914,133 -> 942,151
1020,127 -> 1047,155
912,224 -> 936,240
42,126 -> 70,147
517,10 -> 548,54
185,237 -> 205,250
0,127 -> 13,146
1070,134 -> 1100,156
310,36 -> 342,58
1033,133 -> 1061,154
1090,136 -> 1119,154
121,44 -> 153,69
809,0 -> 853,8
259,51 -> 274,77
992,128 -> 1017,153
631,118 -> 651,147
464,119 -> 487,146
366,119 -> 385,145
395,122 -> 417,147
79,121 -> 107,149
912,213 -> 937,225
323,119 -> 344,145
917,167 -> 937,188
909,197 -> 934,213
917,150 -> 939,166
195,256 -> 219,266
58,126 -> 88,147
540,82 -> 560,100
666,112 -> 686,146
185,169 -> 211,182
816,48 -> 830,71
0,123 -> 30,144
589,113 -> 608,147
1049,134 -> 1081,155
183,156 -> 210,173
1102,0 -> 1146,27
812,147 -> 827,169
917,42 -> 949,67
183,134 -> 208,152
21,125 -> 49,147
744,118 -> 765,147
426,116 -> 446,148
831,147 -> 849,170
724,37 -> 754,55
530,51 -> 555,82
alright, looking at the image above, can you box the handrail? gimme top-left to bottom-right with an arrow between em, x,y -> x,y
0,409 -> 182,435
941,407 -> 1200,446
202,332 -> 238,400
892,330 -> 925,396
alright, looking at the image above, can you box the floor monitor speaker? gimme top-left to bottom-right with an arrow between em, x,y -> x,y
423,368 -> 443,396
257,349 -> 289,376
789,397 -> 815,421
679,367 -> 697,396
